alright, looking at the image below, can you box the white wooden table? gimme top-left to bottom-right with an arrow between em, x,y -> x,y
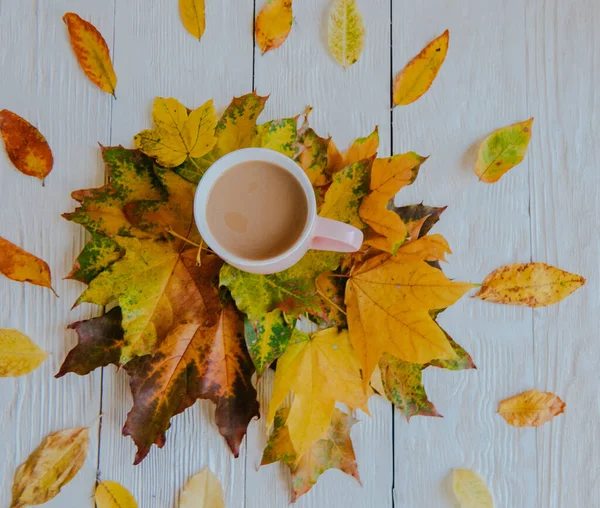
1,1 -> 598,506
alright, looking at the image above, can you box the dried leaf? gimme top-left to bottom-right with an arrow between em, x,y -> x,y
342,128 -> 380,167
315,271 -> 347,327
296,111 -> 332,186
95,481 -> 138,508
135,97 -> 217,168
475,262 -> 585,308
262,407 -> 361,502
10,427 -> 89,508
180,468 -> 226,508
253,117 -> 299,157
179,0 -> 205,40
427,333 -> 476,371
63,13 -> 117,96
393,30 -> 449,106
66,233 -> 121,284
256,0 -> 293,54
393,203 -> 447,238
0,329 -> 47,377
0,110 -> 53,182
452,469 -> 494,508
475,118 -> 534,183
327,0 -> 365,69
0,236 -> 56,295
393,234 -> 451,263
498,389 -> 565,427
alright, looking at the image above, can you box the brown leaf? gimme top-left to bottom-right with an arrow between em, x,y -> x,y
0,236 -> 56,295
499,389 -> 565,427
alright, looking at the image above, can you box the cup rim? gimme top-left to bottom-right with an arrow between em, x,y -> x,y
193,148 -> 317,269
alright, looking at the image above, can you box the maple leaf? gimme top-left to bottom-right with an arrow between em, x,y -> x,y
360,152 -> 427,253
0,110 -> 53,183
498,389 -> 565,427
179,0 -> 205,40
0,329 -> 47,377
220,250 -> 341,322
268,327 -> 368,458
66,233 -> 121,285
296,109 -> 334,186
95,481 -> 137,508
134,97 -> 218,168
327,0 -> 365,69
475,262 -> 585,307
255,0 -> 293,54
342,127 -> 379,167
63,13 -> 117,97
393,203 -> 447,239
393,234 -> 452,263
393,30 -> 449,106
262,406 -> 361,502
315,271 -> 347,327
345,255 -> 477,384
427,332 -> 476,371
253,116 -> 299,157
475,118 -> 534,183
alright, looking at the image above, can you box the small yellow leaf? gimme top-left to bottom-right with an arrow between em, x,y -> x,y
393,234 -> 452,263
256,0 -> 293,54
393,30 -> 449,106
452,469 -> 494,508
179,0 -> 205,40
0,329 -> 47,377
134,97 -> 217,167
498,389 -> 565,427
475,118 -> 534,183
95,481 -> 138,508
475,262 -> 585,308
63,13 -> 117,96
11,427 -> 89,508
343,127 -> 379,167
179,468 -> 226,508
327,0 -> 365,69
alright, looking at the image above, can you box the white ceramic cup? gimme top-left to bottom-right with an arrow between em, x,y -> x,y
194,148 -> 364,274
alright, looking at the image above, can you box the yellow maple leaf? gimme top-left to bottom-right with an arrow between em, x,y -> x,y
393,234 -> 451,263
343,127 -> 379,166
255,0 -> 293,54
452,469 -> 494,508
179,0 -> 205,40
359,152 -> 426,253
0,329 -> 47,377
95,481 -> 138,508
393,30 -> 449,106
498,389 -> 565,427
134,97 -> 217,168
346,255 -> 476,384
327,0 -> 365,69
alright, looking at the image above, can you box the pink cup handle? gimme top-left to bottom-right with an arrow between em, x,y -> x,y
310,216 -> 364,252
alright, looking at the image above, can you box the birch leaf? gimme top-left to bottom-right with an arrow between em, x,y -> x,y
328,0 -> 365,69
475,118 -> 534,183
179,468 -> 226,508
475,262 -> 585,308
498,389 -> 565,427
452,469 -> 494,508
95,481 -> 138,508
10,427 -> 89,508
179,0 -> 205,40
63,13 -> 117,96
393,30 -> 449,106
0,236 -> 56,295
256,0 -> 293,54
0,110 -> 53,182
0,329 -> 47,377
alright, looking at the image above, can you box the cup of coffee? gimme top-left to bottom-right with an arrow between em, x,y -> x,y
194,148 -> 363,274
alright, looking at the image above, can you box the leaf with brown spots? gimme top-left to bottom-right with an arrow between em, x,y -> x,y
262,406 -> 361,502
255,0 -> 293,54
499,389 -> 565,427
63,13 -> 117,96
0,110 -> 53,183
0,236 -> 56,295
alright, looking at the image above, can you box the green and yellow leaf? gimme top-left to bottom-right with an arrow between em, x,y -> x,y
452,469 -> 494,508
328,0 -> 365,69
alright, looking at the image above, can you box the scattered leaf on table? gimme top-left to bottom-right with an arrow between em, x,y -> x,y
327,0 -> 365,69
63,13 -> 117,96
0,236 -> 56,295
393,30 -> 449,106
179,468 -> 225,508
475,118 -> 534,183
452,469 -> 494,508
498,389 -> 565,427
0,110 -> 53,182
262,406 -> 361,502
342,127 -> 379,167
268,328 -> 368,458
360,152 -> 426,253
255,0 -> 293,54
475,262 -> 585,307
346,255 -> 476,384
95,481 -> 138,508
0,329 -> 47,377
179,0 -> 205,40
10,427 -> 89,508
135,97 -> 217,168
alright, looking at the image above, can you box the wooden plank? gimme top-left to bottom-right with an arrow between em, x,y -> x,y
96,1 -> 254,507
0,1 -> 114,507
525,1 -> 600,506
246,1 -> 394,507
391,1 -> 537,506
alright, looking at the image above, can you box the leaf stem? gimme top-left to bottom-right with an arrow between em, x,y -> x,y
165,226 -> 213,253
